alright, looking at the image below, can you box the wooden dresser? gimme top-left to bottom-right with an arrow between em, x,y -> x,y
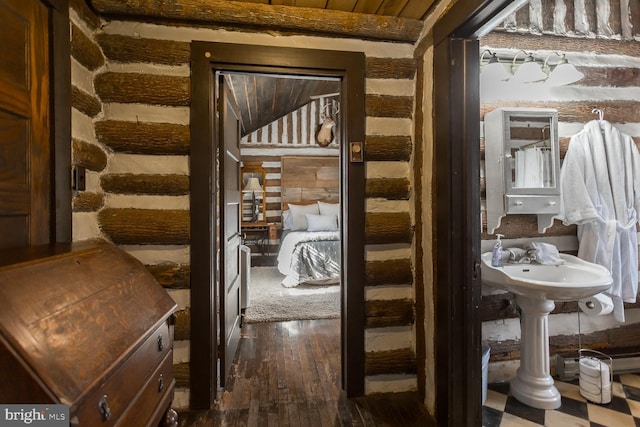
0,241 -> 178,426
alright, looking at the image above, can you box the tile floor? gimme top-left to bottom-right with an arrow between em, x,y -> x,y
483,374 -> 640,426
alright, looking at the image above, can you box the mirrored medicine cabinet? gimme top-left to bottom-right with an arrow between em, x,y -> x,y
485,107 -> 560,234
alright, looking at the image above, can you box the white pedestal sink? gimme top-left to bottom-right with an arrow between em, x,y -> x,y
481,252 -> 612,410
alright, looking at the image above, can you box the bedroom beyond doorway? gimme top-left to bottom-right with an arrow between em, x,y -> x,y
243,266 -> 340,323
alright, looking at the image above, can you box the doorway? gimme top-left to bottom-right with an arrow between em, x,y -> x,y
189,42 -> 366,409
227,71 -> 343,327
432,1 -> 526,426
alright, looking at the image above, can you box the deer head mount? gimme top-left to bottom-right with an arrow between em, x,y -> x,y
316,102 -> 340,147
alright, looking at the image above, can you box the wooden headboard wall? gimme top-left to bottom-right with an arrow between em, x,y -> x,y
280,156 -> 339,211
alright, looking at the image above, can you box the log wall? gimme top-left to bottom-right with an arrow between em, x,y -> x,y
243,98 -> 342,146
68,3 -> 419,406
66,0 -> 639,409
481,1 -> 640,382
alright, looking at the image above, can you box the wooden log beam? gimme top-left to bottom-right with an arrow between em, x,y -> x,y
365,212 -> 412,244
488,321 -> 640,363
101,173 -> 190,196
366,177 -> 410,200
481,293 -> 579,322
482,100 -> 640,124
481,293 -> 640,322
484,135 -> 635,161
365,299 -> 414,328
89,0 -> 424,43
265,202 -> 281,212
72,85 -> 102,118
366,259 -> 412,286
98,208 -> 190,245
95,120 -> 190,155
481,292 -> 519,322
482,32 -> 640,57
96,33 -> 190,66
577,67 -> 640,88
481,215 -> 577,240
95,72 -> 190,106
365,348 -> 417,376
73,192 -> 104,212
72,138 -> 108,172
174,307 -> 190,341
366,95 -> 413,118
70,23 -> 104,71
70,0 -> 102,30
366,57 -> 417,79
173,362 -> 189,388
146,263 -> 190,289
365,136 -> 412,161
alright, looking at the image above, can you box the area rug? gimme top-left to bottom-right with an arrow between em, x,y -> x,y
243,266 -> 340,323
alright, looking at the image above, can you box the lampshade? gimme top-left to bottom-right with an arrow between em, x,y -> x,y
511,52 -> 547,83
546,61 -> 584,86
244,177 -> 263,192
481,52 -> 511,83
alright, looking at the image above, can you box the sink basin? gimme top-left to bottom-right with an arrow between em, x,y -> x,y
481,250 -> 613,410
481,252 -> 612,301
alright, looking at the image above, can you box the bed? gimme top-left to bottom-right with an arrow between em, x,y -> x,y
277,200 -> 341,288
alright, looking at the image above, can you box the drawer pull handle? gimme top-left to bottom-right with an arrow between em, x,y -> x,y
158,334 -> 164,352
158,374 -> 164,392
98,395 -> 111,420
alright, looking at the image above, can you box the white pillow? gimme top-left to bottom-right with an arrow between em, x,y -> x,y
318,201 -> 340,225
282,210 -> 293,230
288,203 -> 320,231
305,214 -> 338,232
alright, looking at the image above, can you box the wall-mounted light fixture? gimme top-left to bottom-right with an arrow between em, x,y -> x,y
480,50 -> 511,84
511,50 -> 548,83
479,49 -> 584,87
543,52 -> 585,86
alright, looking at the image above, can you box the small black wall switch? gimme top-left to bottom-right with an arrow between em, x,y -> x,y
73,166 -> 86,191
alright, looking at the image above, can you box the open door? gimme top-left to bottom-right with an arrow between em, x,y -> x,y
218,74 -> 243,386
0,0 -> 51,249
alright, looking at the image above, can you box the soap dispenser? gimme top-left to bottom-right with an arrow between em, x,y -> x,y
491,234 -> 504,267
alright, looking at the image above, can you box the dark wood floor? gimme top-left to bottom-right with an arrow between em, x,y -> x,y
178,319 -> 435,426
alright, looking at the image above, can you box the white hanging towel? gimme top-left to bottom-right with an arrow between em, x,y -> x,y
558,120 -> 640,322
515,147 -> 545,188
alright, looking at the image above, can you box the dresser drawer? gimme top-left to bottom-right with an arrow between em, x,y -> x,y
116,350 -> 175,427
72,319 -> 172,426
505,194 -> 560,214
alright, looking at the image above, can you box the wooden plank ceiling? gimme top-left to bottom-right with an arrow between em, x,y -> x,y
225,73 -> 340,137
226,0 -> 437,20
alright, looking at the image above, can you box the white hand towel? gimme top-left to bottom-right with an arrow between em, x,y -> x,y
524,242 -> 564,265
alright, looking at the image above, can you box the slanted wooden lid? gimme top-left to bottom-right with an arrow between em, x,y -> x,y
0,241 -> 176,405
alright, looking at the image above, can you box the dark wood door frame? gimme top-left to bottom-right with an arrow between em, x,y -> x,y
48,0 -> 72,243
190,42 -> 366,409
432,1 -> 516,426
12,0 -> 71,244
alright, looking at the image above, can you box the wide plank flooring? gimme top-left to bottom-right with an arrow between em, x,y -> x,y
178,319 -> 434,426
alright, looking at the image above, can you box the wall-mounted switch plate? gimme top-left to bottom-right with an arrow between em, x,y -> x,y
349,142 -> 363,162
73,166 -> 86,191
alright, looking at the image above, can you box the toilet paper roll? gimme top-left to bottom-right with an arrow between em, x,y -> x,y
578,293 -> 614,316
579,357 -> 610,379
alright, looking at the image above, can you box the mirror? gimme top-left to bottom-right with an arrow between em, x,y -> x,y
241,163 -> 266,225
485,108 -> 560,234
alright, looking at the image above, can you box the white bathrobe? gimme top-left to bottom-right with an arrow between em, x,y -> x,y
558,120 -> 640,322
